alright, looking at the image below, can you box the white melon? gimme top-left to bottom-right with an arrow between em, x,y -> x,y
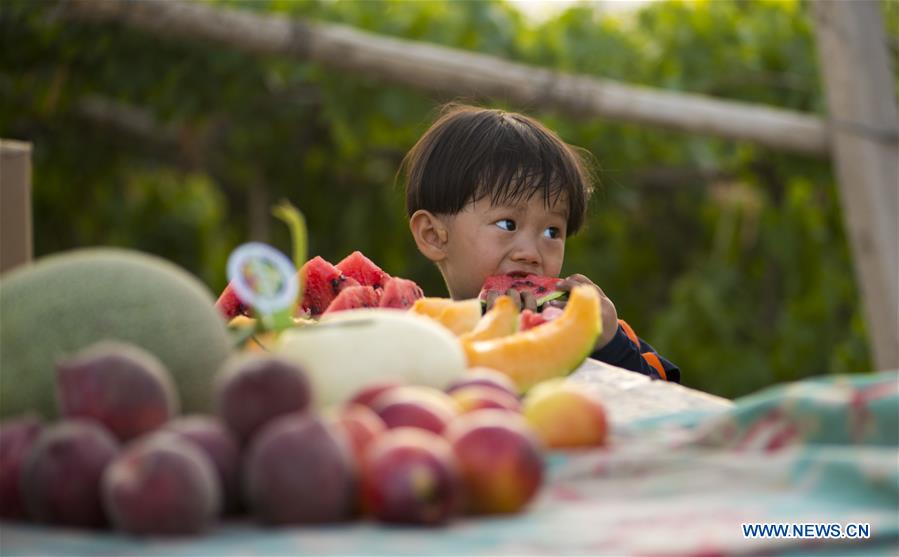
276,309 -> 466,407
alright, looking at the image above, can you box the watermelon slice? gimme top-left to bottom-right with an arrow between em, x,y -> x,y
379,277 -> 424,310
324,285 -> 382,314
336,251 -> 391,289
215,283 -> 249,319
519,306 -> 564,331
300,256 -> 360,316
478,274 -> 565,307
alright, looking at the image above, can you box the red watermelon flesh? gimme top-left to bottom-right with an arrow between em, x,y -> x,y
378,277 -> 424,310
300,256 -> 360,316
215,283 -> 250,319
324,285 -> 382,314
479,274 -> 564,306
336,251 -> 391,289
520,306 -> 564,331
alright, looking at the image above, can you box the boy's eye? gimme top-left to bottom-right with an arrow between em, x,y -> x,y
495,219 -> 516,231
544,227 -> 562,239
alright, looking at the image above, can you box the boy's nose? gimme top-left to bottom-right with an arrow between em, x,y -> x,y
510,244 -> 541,268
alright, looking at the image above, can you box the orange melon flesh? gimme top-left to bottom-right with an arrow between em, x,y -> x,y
459,296 -> 519,344
410,298 -> 482,336
228,315 -> 256,328
410,297 -> 455,318
462,286 -> 601,394
227,316 -> 280,352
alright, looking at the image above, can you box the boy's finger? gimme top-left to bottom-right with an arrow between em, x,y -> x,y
556,279 -> 575,292
567,274 -> 591,283
559,275 -> 606,297
505,289 -> 523,311
484,290 -> 500,310
521,291 -> 538,312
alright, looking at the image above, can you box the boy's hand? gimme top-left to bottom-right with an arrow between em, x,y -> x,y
549,274 -> 618,350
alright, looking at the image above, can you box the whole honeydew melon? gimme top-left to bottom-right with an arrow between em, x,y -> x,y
0,248 -> 231,418
276,309 -> 465,407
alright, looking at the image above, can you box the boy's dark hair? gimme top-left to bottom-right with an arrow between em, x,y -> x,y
401,104 -> 594,234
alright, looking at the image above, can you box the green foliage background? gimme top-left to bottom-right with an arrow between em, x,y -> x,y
3,0 -> 891,397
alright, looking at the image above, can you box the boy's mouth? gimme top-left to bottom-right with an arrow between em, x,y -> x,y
504,270 -> 534,278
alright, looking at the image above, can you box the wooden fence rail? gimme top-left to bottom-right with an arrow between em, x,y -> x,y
62,0 -> 831,156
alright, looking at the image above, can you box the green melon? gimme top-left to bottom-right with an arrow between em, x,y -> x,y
0,248 -> 232,418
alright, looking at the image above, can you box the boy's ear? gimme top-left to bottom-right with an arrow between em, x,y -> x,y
409,210 -> 449,262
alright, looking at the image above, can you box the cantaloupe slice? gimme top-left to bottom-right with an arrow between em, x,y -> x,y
229,316 -> 317,352
410,297 -> 454,318
462,286 -> 601,393
245,331 -> 280,353
410,298 -> 482,336
459,296 -> 519,344
228,315 -> 256,328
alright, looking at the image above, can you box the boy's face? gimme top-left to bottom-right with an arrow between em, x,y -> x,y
438,195 -> 568,300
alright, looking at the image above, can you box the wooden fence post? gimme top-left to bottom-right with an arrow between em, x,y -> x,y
812,0 -> 899,370
0,140 -> 33,275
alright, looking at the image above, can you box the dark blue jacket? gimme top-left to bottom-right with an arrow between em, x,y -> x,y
590,320 -> 680,383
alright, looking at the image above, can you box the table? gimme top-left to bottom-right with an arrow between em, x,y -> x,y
3,363 -> 896,556
569,357 -> 731,427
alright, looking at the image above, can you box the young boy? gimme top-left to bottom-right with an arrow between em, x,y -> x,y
402,104 -> 680,383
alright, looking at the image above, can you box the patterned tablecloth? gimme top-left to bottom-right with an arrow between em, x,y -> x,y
2,361 -> 897,556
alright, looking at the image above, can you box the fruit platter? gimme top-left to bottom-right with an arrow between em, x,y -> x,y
1,204 -> 895,556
